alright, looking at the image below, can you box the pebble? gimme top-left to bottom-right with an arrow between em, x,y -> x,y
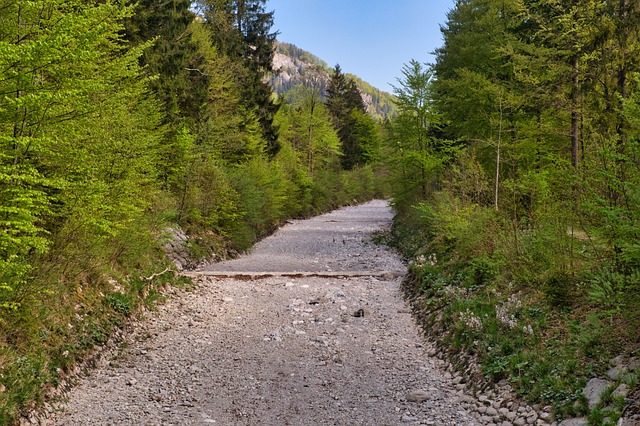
406,390 -> 431,403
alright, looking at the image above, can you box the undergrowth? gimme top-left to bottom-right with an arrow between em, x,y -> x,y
391,199 -> 640,425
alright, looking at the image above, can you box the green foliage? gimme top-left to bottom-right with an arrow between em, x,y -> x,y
272,141 -> 314,217
347,110 -> 381,166
543,271 -> 574,308
386,60 -> 454,210
0,0 -> 388,422
326,64 -> 379,170
275,85 -> 342,173
180,155 -> 242,241
225,158 -> 287,250
195,0 -> 280,154
587,269 -> 640,319
123,0 -> 205,124
105,293 -> 133,317
389,1 -> 640,422
340,164 -> 378,202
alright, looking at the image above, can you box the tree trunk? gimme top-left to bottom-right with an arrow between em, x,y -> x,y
616,0 -> 629,149
495,96 -> 503,211
571,56 -> 579,169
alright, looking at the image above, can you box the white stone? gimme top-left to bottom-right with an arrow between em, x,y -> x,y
487,407 -> 498,416
406,390 -> 431,403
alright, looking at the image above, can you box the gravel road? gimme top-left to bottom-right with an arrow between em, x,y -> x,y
52,200 -> 479,425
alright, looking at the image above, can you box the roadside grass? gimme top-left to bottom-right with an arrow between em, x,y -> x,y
392,207 -> 640,425
0,256 -> 192,424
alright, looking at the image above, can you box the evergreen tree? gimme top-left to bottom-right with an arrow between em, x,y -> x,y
326,64 -> 366,125
326,64 -> 371,169
195,0 -> 280,155
123,0 -> 206,124
388,60 -> 450,203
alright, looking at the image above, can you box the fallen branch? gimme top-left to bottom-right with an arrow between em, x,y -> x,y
141,268 -> 174,281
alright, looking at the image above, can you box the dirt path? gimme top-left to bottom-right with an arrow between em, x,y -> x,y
52,200 -> 479,425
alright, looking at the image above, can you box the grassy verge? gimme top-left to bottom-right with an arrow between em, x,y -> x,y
0,260 -> 192,424
391,203 -> 639,425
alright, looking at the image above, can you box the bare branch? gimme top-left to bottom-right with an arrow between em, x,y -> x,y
141,268 -> 174,281
185,68 -> 214,77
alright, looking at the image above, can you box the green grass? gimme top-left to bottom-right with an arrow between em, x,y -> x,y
0,261 -> 183,424
392,209 -> 640,425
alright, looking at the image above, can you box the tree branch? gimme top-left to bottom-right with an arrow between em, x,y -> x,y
185,68 -> 214,77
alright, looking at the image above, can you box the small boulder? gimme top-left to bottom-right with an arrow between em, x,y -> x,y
610,355 -> 626,366
583,378 -> 612,408
627,357 -> 640,372
612,383 -> 630,398
607,365 -> 625,381
406,390 -> 431,403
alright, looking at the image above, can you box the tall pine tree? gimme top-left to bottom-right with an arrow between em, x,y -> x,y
124,0 -> 206,124
195,0 -> 280,155
326,64 -> 371,169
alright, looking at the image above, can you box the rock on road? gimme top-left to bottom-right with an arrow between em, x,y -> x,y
52,200 -> 479,425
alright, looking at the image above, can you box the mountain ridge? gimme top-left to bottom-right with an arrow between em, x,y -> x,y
270,41 -> 397,120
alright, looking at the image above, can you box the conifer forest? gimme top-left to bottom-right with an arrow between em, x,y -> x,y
0,1 -> 638,424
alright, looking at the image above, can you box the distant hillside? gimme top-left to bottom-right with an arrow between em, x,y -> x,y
270,42 -> 397,120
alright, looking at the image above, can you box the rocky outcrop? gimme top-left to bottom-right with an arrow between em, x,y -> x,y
162,227 -> 194,271
269,42 -> 397,119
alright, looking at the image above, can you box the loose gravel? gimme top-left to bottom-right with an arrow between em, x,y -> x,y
50,200 -> 483,425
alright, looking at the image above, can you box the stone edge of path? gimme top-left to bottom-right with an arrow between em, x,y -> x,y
182,270 -> 406,280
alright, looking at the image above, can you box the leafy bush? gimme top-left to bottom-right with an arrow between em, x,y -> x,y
543,271 -> 575,308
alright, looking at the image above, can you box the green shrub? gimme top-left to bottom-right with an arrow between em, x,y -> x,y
543,270 -> 575,308
105,293 -> 133,316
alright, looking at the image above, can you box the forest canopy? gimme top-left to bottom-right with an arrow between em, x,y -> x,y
0,1 -> 384,422
386,0 -> 640,422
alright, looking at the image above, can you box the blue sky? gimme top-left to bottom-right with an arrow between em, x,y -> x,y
267,0 -> 456,92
